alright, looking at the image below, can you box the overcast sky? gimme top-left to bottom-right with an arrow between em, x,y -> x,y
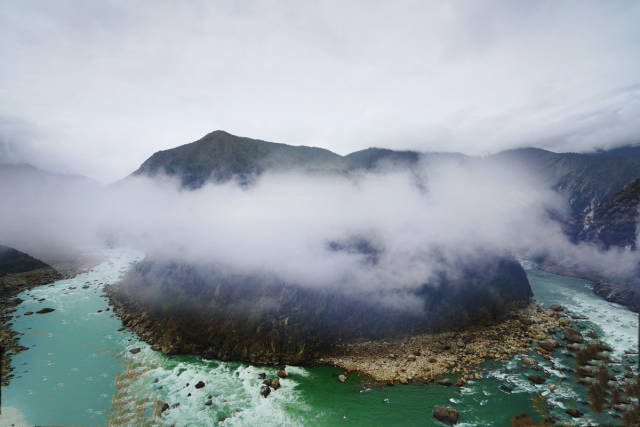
1,0 -> 640,182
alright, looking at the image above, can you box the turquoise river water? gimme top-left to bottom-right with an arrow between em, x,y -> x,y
1,250 -> 637,426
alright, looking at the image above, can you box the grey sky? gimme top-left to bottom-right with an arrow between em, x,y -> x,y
1,0 -> 640,182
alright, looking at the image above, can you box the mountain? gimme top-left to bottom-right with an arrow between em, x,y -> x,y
0,244 -> 51,276
0,162 -> 99,195
131,130 -> 346,188
573,178 -> 640,250
0,244 -> 62,298
131,131 -> 640,218
130,130 -> 443,188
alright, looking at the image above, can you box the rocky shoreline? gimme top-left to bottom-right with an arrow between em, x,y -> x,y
1,252 -> 104,386
1,267 -> 63,386
109,293 -> 565,386
538,262 -> 640,313
320,303 -> 565,384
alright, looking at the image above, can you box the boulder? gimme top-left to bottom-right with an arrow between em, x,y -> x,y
271,377 -> 280,389
521,357 -> 537,365
499,384 -> 513,393
195,381 -> 205,389
527,375 -> 545,385
338,374 -> 346,383
511,413 -> 537,426
436,378 -> 452,386
433,406 -> 458,424
565,408 -> 583,418
277,369 -> 287,378
563,328 -> 584,344
258,373 -> 266,379
155,400 -> 169,414
260,385 -> 271,398
455,378 -> 466,387
24,311 -> 33,316
36,307 -> 55,314
538,339 -> 558,352
129,347 -> 141,354
549,304 -> 564,312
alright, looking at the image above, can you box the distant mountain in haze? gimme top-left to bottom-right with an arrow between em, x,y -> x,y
131,130 -> 640,219
0,162 -> 99,193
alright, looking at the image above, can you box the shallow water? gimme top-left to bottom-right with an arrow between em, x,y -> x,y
2,251 -> 637,426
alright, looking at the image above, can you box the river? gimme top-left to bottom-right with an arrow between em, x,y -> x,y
1,249 -> 637,426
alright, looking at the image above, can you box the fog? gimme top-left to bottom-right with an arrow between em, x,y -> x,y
1,158 -> 637,301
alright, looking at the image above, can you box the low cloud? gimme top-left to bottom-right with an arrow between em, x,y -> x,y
2,158 -> 636,302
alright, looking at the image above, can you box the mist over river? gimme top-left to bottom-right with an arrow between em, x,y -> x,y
1,249 -> 637,426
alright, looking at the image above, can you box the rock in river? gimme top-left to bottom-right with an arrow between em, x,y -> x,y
271,377 -> 280,389
436,378 -> 452,386
195,381 -> 205,389
563,328 -> 584,344
565,408 -> 583,418
338,374 -> 346,383
260,385 -> 271,398
433,406 -> 458,424
129,347 -> 141,354
36,307 -> 55,314
527,374 -> 545,385
277,368 -> 287,378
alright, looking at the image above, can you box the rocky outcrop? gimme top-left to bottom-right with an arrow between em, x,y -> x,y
592,280 -> 640,312
572,178 -> 640,250
433,406 -> 458,424
107,254 -> 533,365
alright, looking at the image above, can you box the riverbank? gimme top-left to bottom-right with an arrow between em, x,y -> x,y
1,267 -> 63,386
321,303 -> 565,384
1,252 -> 104,386
538,261 -> 640,313
4,250 -> 638,425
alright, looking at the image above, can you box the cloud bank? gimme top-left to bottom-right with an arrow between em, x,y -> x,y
1,158 -> 637,300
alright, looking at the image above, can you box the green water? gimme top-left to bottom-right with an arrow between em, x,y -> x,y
1,251 -> 637,426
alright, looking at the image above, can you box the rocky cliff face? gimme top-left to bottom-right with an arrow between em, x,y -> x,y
554,179 -> 640,312
492,147 -> 640,217
106,255 -> 532,364
572,178 -> 640,250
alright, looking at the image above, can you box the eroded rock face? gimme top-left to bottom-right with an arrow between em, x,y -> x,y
572,178 -> 640,250
106,254 -> 532,365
